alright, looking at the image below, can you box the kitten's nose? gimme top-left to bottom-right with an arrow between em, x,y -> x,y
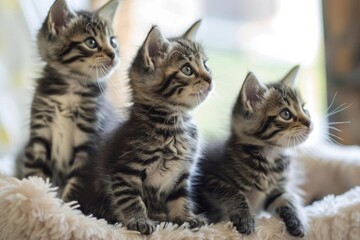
203,76 -> 212,84
106,51 -> 116,60
301,119 -> 311,128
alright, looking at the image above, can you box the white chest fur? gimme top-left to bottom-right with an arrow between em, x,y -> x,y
47,83 -> 93,171
144,133 -> 194,194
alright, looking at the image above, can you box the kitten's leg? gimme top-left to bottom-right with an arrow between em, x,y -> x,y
148,212 -> 167,222
166,173 -> 206,228
60,148 -> 89,202
264,188 -> 307,238
205,181 -> 255,234
109,175 -> 157,235
21,136 -> 52,180
60,172 -> 81,202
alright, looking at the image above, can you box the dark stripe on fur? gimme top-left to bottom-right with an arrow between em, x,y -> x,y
24,160 -> 52,177
57,41 -> 82,58
116,165 -> 143,176
255,116 -> 277,137
158,71 -> 179,93
77,123 -> 96,134
166,187 -> 188,202
264,191 -> 283,210
116,196 -> 134,206
61,55 -> 87,64
29,137 -> 51,160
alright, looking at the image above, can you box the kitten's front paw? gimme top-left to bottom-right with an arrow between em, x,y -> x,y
278,206 -> 305,238
172,215 -> 207,229
187,215 -> 207,228
230,213 -> 255,235
127,218 -> 157,235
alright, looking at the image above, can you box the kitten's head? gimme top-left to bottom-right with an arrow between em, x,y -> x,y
232,66 -> 312,147
37,0 -> 120,82
129,20 -> 213,111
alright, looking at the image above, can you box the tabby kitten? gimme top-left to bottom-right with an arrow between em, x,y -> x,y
17,0 -> 120,202
96,21 -> 212,234
192,66 -> 311,237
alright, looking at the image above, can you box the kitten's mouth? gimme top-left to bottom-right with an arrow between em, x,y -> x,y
190,84 -> 213,97
96,60 -> 117,69
289,132 -> 310,142
106,60 -> 117,68
190,89 -> 210,99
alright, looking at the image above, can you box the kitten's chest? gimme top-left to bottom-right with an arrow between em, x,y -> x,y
144,131 -> 196,192
50,91 -> 92,132
254,154 -> 289,192
44,86 -> 98,166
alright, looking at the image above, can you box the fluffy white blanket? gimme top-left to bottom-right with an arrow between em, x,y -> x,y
1,174 -> 360,240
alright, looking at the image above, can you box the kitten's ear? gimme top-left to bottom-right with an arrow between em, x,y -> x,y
239,72 -> 267,111
182,19 -> 201,41
47,0 -> 74,35
280,65 -> 300,87
142,26 -> 170,71
97,0 -> 119,24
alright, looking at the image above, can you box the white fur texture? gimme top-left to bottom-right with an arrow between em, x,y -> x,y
1,174 -> 360,240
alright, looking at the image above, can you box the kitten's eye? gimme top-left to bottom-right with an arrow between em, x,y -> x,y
280,109 -> 292,120
302,103 -> 307,111
204,61 -> 209,71
181,65 -> 193,76
110,37 -> 117,48
84,37 -> 97,49
302,103 -> 309,114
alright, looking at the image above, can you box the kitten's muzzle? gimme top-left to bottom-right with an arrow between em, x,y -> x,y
300,119 -> 311,128
300,119 -> 313,133
203,76 -> 212,84
106,51 -> 116,60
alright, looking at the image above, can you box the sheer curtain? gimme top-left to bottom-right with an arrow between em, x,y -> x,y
0,0 -> 35,175
0,0 -> 326,176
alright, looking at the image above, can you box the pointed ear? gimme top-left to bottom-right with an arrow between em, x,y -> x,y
97,0 -> 119,24
182,19 -> 201,40
142,26 -> 170,71
281,65 -> 300,87
239,72 -> 268,111
47,0 -> 74,35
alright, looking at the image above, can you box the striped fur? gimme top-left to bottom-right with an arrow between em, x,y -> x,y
192,66 -> 312,237
95,21 -> 212,235
16,0 -> 120,203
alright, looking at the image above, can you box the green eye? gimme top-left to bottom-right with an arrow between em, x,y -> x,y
280,109 -> 292,120
84,37 -> 97,49
181,65 -> 193,76
110,37 -> 117,48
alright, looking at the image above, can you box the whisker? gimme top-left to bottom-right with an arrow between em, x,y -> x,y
324,136 -> 344,146
327,121 -> 351,125
327,132 -> 343,141
327,126 -> 342,133
326,91 -> 338,113
95,65 -> 106,98
324,103 -> 352,118
102,64 -> 123,97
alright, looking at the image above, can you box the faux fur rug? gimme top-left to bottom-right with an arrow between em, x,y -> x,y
1,176 -> 360,240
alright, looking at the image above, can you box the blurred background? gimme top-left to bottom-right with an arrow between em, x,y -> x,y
0,0 -> 356,176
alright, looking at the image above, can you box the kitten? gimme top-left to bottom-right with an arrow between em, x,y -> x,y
192,66 -> 311,237
16,0 -> 121,203
96,21 -> 212,234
